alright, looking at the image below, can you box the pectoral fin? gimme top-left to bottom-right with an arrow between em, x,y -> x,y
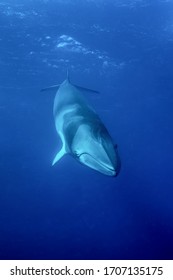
52,146 -> 66,166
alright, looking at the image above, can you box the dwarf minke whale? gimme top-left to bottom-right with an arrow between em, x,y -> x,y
42,73 -> 121,176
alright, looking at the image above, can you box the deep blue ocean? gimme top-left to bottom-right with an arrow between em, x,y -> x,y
0,0 -> 173,260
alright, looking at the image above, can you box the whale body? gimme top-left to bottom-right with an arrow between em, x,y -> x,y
42,75 -> 121,176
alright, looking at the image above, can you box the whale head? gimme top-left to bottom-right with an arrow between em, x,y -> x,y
71,123 -> 120,176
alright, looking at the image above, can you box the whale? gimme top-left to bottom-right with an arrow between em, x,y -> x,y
42,73 -> 121,176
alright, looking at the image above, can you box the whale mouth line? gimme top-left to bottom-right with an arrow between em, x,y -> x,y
79,152 -> 115,172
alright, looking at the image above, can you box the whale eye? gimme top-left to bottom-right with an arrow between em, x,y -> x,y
74,151 -> 80,158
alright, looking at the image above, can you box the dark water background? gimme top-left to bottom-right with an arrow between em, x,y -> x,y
0,0 -> 173,260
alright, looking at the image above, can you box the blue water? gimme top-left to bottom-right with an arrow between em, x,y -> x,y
0,0 -> 173,260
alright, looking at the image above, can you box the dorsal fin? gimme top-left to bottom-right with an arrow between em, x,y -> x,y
66,68 -> 70,83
